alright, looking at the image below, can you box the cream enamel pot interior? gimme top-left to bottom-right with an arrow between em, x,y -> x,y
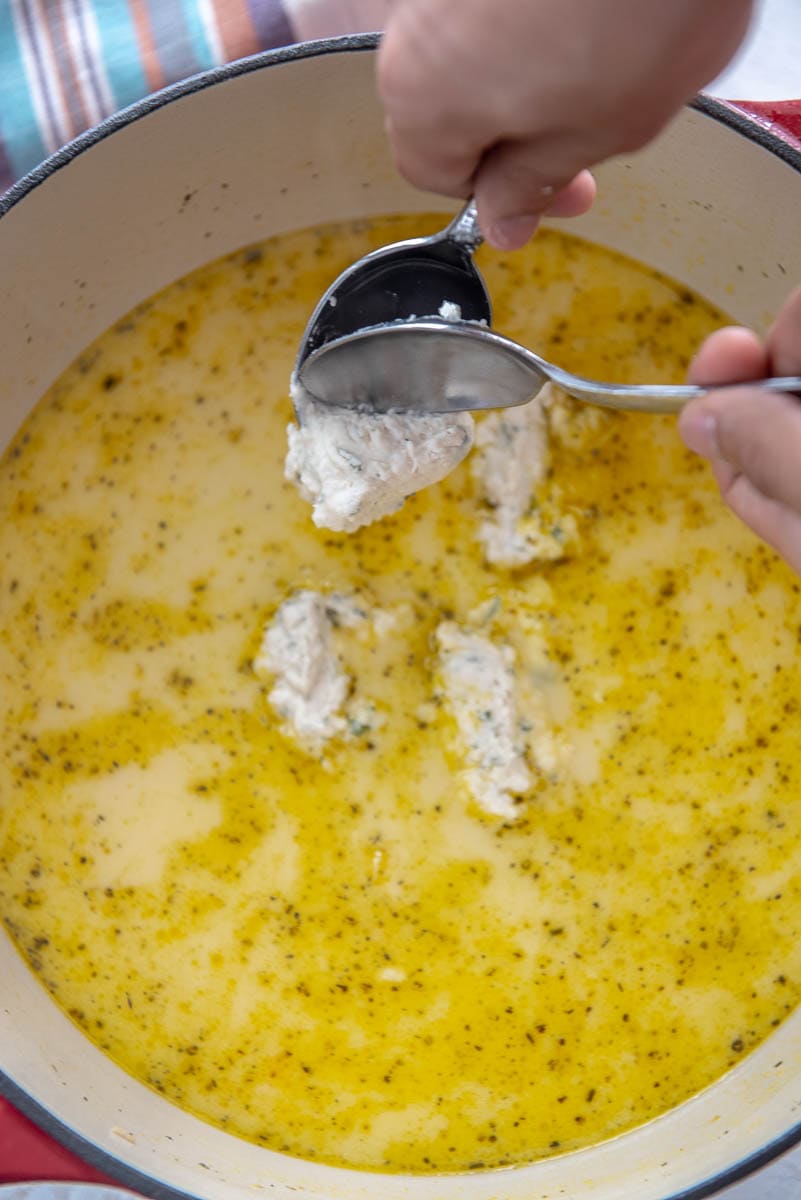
2,34 -> 801,1200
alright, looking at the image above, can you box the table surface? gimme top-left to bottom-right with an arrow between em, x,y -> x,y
3,0 -> 801,1193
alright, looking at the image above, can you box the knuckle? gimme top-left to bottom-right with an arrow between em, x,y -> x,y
391,147 -> 458,196
394,153 -> 435,192
476,144 -> 574,218
375,45 -> 409,110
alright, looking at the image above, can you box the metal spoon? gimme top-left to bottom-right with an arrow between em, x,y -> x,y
296,201 -> 801,415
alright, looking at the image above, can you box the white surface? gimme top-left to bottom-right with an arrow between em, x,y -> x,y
0,1189 -> 138,1200
288,0 -> 801,102
708,0 -> 801,100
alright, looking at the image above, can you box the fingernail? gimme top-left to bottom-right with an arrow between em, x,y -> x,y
679,408 -> 719,459
487,214 -> 540,250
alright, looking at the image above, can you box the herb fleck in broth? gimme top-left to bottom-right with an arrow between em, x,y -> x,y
1,215 -> 800,1173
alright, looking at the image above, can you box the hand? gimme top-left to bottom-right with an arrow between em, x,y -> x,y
678,284 -> 801,575
377,0 -> 753,249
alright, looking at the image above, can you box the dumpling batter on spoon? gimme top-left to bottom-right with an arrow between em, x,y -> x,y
285,377 -> 474,533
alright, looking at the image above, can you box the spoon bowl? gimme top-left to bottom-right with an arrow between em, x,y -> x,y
296,202 -> 801,415
296,203 -> 490,364
299,320 -> 545,414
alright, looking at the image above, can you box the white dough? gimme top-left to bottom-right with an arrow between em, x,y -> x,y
436,622 -> 531,819
254,590 -> 365,742
285,378 -> 474,533
473,383 -> 574,566
437,301 -> 462,322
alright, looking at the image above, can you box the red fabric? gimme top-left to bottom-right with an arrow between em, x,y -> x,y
727,99 -> 801,149
0,1097 -> 115,1184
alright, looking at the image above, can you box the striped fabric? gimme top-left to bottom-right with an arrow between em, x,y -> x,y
0,0 -> 300,194
0,0 -> 393,196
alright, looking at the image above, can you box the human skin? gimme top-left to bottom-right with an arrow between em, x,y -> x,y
679,286 -> 801,575
376,0 -> 801,575
377,0 -> 754,248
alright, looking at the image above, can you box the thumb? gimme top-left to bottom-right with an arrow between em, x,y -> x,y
686,325 -> 767,388
681,386 -> 801,515
679,303 -> 801,572
680,387 -> 801,573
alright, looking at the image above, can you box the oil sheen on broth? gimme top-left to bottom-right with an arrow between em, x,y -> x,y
1,216 -> 801,1174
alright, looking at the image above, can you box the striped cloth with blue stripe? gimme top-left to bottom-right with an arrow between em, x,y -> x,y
0,0 -> 300,194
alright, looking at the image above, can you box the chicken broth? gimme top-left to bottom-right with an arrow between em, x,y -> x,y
1,215 -> 801,1173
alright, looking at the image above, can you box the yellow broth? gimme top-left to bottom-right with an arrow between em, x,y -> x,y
1,216 -> 800,1173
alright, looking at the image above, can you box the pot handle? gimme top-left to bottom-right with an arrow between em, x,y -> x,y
724,99 -> 801,149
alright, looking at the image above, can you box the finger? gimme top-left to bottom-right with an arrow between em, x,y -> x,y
687,326 -> 767,387
473,134 -> 597,249
383,114 -> 482,199
384,113 -> 594,241
768,281 -> 801,376
679,387 -> 801,514
544,170 -> 597,219
378,11 -> 490,199
474,170 -> 596,251
708,457 -> 801,576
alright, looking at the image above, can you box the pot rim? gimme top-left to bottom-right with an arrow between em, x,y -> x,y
1,30 -> 801,1200
2,34 -> 801,222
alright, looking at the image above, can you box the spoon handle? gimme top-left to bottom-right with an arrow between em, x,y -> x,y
443,200 -> 484,253
546,371 -> 801,415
